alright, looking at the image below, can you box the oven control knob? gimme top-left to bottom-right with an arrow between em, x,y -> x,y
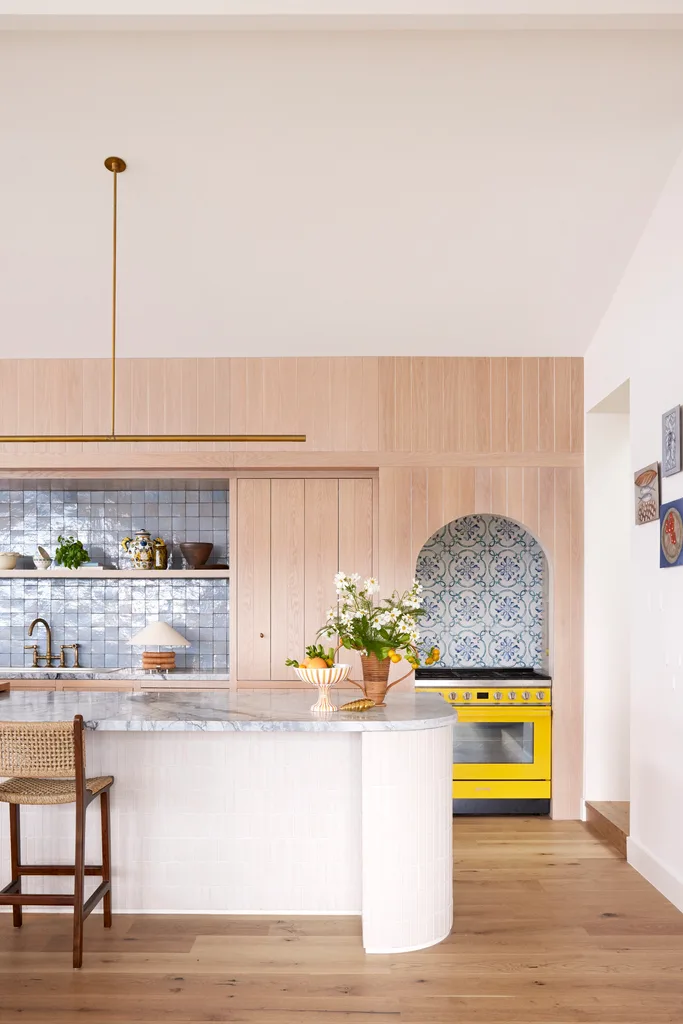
508,691 -> 516,701
463,691 -> 472,701
536,690 -> 545,701
494,691 -> 502,700
522,691 -> 530,700
449,692 -> 458,701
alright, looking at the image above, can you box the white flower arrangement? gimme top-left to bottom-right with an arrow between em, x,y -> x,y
318,575 -> 439,667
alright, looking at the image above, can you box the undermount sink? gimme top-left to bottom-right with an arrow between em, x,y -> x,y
0,667 -> 122,675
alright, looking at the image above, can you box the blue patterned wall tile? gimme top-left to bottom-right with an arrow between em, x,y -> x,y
416,514 -> 547,669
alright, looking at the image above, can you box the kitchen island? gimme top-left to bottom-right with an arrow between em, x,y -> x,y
0,689 -> 456,954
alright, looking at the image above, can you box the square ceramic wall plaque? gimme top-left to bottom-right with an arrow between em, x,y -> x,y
662,406 -> 681,477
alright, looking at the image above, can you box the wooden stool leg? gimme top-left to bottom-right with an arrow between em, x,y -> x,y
9,804 -> 22,928
72,797 -> 86,969
100,789 -> 112,927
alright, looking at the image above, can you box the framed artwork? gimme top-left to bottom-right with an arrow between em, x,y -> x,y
660,498 -> 683,567
662,406 -> 681,477
634,463 -> 659,525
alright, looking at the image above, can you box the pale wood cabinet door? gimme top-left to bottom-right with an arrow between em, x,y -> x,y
235,476 -> 375,683
303,479 -> 340,660
270,479 -> 306,680
235,479 -> 272,680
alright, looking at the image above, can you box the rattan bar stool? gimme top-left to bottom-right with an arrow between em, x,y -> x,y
0,714 -> 114,968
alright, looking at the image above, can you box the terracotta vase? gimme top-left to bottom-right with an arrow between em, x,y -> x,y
360,653 -> 392,706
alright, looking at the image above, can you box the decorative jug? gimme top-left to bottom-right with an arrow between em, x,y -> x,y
121,529 -> 154,570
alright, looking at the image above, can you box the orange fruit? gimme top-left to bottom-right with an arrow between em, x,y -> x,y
300,658 -> 311,668
308,657 -> 329,669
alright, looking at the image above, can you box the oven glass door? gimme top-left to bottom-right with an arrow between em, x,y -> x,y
453,708 -> 551,781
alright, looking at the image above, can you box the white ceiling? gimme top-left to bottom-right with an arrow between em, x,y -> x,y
2,29 -> 683,358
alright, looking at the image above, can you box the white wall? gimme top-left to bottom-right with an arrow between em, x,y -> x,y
585,144 -> 683,910
3,30 -> 683,359
584,408 -> 630,802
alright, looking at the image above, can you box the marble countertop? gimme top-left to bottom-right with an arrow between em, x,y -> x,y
0,689 -> 457,732
0,668 -> 231,681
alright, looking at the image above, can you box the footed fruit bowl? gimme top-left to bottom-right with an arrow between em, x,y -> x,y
293,663 -> 352,713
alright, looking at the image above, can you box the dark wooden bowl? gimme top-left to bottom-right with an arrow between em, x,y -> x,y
179,542 -> 213,568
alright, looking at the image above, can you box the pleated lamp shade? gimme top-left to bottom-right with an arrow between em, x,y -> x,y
129,620 -> 190,671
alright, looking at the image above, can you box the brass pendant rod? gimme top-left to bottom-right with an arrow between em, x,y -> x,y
1,435 -> 307,443
0,155 -> 306,446
110,159 -> 119,438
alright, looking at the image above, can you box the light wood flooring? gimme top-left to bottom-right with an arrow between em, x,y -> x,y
1,817 -> 682,1022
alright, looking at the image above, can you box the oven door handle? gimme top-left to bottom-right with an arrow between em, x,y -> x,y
455,707 -> 551,723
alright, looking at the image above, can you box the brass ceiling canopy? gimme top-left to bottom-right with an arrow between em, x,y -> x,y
0,158 -> 306,445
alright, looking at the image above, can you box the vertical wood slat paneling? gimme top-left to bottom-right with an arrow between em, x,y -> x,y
506,358 -> 524,454
460,358 -> 491,454
538,357 -> 555,453
442,360 -> 461,453
551,468 -> 572,819
236,479 -> 272,681
0,356 -> 582,456
394,357 -> 413,453
522,358 -> 539,452
426,357 -> 445,452
378,357 -> 396,453
554,357 -> 572,453
338,478 -> 375,680
270,479 -> 305,680
303,478 -> 339,659
474,467 -> 492,514
490,359 -> 507,454
570,357 -> 584,454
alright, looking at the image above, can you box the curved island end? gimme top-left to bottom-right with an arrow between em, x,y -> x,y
0,688 -> 456,955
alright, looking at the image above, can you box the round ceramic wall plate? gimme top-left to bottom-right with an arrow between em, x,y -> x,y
661,507 -> 683,564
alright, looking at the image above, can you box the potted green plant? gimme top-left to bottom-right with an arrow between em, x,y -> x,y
54,535 -> 90,570
315,574 -> 439,706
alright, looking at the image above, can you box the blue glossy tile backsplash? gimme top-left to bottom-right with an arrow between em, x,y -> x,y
416,514 -> 547,669
0,486 -> 229,569
0,578 -> 229,670
0,485 -> 230,670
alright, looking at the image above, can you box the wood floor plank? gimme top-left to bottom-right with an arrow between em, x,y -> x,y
1,819 -> 682,1022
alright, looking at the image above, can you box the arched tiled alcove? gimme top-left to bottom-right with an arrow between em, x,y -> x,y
415,514 -> 549,671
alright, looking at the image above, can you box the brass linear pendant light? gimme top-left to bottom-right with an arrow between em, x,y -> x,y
0,157 -> 305,444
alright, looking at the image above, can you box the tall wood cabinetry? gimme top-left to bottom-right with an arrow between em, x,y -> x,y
235,477 -> 375,682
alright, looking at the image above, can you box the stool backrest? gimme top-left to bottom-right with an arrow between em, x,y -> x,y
0,716 -> 85,779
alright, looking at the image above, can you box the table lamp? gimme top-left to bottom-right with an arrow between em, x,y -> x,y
129,620 -> 191,672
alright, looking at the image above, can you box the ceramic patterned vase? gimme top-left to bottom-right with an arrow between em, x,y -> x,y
121,529 -> 154,570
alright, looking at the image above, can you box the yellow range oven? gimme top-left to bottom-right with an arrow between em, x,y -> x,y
416,670 -> 551,815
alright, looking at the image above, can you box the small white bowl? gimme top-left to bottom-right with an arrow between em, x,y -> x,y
0,552 -> 20,570
293,664 -> 352,687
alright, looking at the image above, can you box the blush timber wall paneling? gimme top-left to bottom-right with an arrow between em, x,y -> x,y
0,356 -> 583,819
0,356 -> 582,463
378,465 -> 583,821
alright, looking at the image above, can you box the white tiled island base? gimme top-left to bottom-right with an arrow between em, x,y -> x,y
0,689 -> 455,954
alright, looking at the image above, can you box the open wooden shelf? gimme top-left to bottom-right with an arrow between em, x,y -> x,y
0,569 -> 230,579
